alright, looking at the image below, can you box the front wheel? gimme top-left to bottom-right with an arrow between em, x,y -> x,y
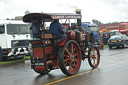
0,50 -> 3,61
58,40 -> 82,76
88,47 -> 100,68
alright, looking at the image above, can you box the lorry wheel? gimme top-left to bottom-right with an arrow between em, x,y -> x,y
88,46 -> 100,68
58,40 -> 81,76
0,50 -> 3,61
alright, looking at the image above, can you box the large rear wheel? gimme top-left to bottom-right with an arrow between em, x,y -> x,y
88,47 -> 100,68
58,40 -> 81,76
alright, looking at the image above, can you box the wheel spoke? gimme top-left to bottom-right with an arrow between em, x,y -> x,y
72,45 -> 76,54
64,54 -> 67,57
65,61 -> 68,66
74,53 -> 78,57
90,56 -> 93,61
68,63 -> 73,72
91,50 -> 98,66
73,59 -> 77,66
64,58 -> 70,62
65,47 -> 71,55
95,54 -> 98,59
64,54 -> 70,58
93,50 -> 96,55
73,58 -> 77,62
91,49 -> 96,65
93,59 -> 96,65
91,51 -> 93,56
71,44 -> 74,53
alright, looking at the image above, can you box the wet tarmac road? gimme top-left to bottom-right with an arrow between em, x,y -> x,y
0,48 -> 128,85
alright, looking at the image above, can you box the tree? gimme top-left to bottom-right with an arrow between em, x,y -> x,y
25,10 -> 30,14
6,18 -> 10,20
92,19 -> 103,27
6,18 -> 13,20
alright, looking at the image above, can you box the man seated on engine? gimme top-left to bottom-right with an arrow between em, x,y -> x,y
30,20 -> 42,38
49,19 -> 67,42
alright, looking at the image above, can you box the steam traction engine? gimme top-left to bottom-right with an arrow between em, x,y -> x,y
23,10 -> 100,76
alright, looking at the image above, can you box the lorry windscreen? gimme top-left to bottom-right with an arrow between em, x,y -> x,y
89,26 -> 98,31
0,25 -> 5,34
7,24 -> 30,34
119,25 -> 124,28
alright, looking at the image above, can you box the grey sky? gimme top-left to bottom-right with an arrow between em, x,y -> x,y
0,0 -> 128,23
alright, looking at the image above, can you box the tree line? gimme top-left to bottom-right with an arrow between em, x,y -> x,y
92,19 -> 126,27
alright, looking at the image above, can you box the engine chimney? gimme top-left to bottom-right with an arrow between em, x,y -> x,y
75,9 -> 82,26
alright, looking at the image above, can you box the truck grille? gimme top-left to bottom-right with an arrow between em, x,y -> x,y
12,40 -> 29,47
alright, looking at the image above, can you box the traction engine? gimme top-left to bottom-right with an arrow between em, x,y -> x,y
23,10 -> 100,76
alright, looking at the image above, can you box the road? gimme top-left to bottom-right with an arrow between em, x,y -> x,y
0,47 -> 128,85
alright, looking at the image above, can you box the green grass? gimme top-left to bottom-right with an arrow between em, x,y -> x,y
104,44 -> 108,48
0,56 -> 30,65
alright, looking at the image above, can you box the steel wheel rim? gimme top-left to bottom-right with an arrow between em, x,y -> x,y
63,42 -> 81,74
90,47 -> 100,67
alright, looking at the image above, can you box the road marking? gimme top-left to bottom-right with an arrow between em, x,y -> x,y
45,59 -> 128,85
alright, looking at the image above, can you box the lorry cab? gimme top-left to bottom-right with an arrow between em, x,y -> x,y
0,20 -> 31,61
82,22 -> 100,45
119,23 -> 128,35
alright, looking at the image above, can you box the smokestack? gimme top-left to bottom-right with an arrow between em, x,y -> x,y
75,9 -> 82,26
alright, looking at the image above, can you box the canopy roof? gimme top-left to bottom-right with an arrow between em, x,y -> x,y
23,13 -> 82,23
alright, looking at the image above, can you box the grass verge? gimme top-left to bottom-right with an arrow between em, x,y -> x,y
104,44 -> 108,48
0,56 -> 30,65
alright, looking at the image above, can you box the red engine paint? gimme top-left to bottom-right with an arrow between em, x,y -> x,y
34,47 -> 43,58
35,66 -> 45,71
58,38 -> 69,46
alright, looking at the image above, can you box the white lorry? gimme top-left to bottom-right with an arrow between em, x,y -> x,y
0,20 -> 31,61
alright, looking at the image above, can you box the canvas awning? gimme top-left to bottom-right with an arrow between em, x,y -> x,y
23,13 -> 82,23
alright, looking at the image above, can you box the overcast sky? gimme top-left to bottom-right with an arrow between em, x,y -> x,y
0,0 -> 128,23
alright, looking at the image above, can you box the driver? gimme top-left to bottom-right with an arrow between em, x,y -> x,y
30,20 -> 42,38
49,19 -> 67,42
